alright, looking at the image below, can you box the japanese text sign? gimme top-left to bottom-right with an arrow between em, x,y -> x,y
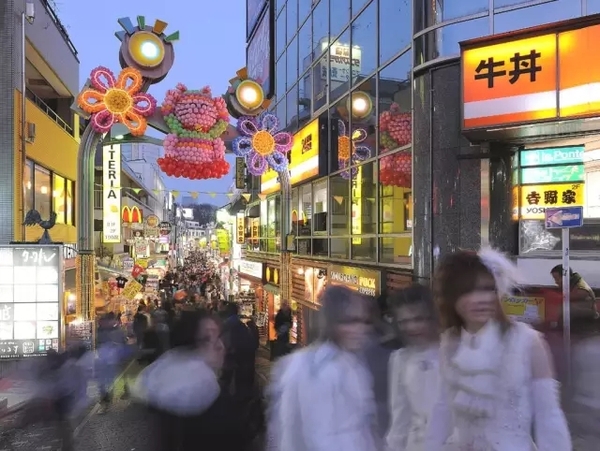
462,23 -> 600,129
513,183 -> 584,220
501,296 -> 545,324
236,214 -> 245,244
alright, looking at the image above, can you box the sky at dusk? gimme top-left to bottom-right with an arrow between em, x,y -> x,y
56,0 -> 246,206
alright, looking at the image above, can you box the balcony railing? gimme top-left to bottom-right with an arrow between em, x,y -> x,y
26,88 -> 73,135
40,0 -> 78,59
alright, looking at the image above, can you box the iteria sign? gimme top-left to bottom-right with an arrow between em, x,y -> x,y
103,146 -> 121,243
461,22 -> 600,129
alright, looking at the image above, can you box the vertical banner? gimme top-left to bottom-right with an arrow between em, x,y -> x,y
103,146 -> 121,243
235,157 -> 246,189
236,213 -> 245,244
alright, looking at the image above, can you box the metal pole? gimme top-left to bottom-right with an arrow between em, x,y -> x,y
561,227 -> 571,389
20,12 -> 27,241
279,170 -> 292,301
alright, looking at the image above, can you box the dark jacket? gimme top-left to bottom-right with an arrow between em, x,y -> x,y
274,309 -> 292,343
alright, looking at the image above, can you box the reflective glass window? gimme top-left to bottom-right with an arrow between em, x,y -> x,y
23,160 -> 33,220
330,173 -> 350,236
299,184 -> 312,236
66,179 -> 74,225
312,0 -> 329,58
589,0 -> 600,14
331,0 -> 351,39
298,18 -> 312,74
330,95 -> 350,172
330,238 -> 350,259
351,0 -> 377,86
494,0 -> 581,34
312,179 -> 328,233
287,0 -> 298,42
352,0 -> 370,16
379,0 -> 411,65
287,84 -> 299,128
276,54 -> 286,97
299,71 -> 312,127
299,0 -> 311,24
276,0 -> 286,15
291,188 -> 299,236
277,6 -> 287,57
414,0 -> 488,30
494,0 -> 546,8
329,28 -> 351,100
313,54 -> 328,112
351,160 -> 376,236
276,99 -> 287,127
287,36 -> 298,88
52,174 -> 66,224
379,166 -> 412,234
34,165 -> 51,219
350,77 -> 376,153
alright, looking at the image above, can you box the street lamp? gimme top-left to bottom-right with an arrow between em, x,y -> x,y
349,91 -> 373,120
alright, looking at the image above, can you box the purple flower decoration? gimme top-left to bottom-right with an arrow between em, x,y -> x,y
337,120 -> 371,180
232,112 -> 293,176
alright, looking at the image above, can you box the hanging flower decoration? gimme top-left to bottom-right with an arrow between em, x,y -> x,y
379,103 -> 412,188
232,112 -> 293,176
77,66 -> 156,136
157,84 -> 231,180
337,120 -> 371,180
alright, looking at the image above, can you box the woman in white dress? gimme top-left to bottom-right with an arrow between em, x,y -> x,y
385,283 -> 439,451
425,248 -> 571,451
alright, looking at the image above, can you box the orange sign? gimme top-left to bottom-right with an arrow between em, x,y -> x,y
462,22 -> 600,129
122,206 -> 142,223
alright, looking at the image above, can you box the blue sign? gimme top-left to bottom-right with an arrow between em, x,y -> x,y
545,206 -> 584,229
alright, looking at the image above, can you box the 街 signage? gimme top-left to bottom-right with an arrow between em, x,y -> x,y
0,245 -> 62,359
103,146 -> 121,243
461,23 -> 600,129
328,265 -> 380,298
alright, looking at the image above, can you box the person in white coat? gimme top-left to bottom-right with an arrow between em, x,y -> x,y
385,283 -> 439,451
425,248 -> 571,451
267,285 -> 379,451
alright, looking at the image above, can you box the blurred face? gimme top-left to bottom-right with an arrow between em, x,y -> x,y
552,272 -> 562,287
395,304 -> 433,347
335,299 -> 371,352
455,275 -> 498,331
197,318 -> 225,370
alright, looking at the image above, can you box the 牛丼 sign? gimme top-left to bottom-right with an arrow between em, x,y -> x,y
462,22 -> 600,129
103,146 -> 121,243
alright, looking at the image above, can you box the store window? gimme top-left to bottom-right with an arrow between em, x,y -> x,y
330,173 -> 349,236
23,160 -> 33,219
350,0 -> 376,85
52,174 -> 66,224
260,199 -> 268,238
291,187 -> 299,236
379,0 -> 411,65
351,160 -> 376,235
34,165 -> 51,220
299,184 -> 312,236
312,179 -> 328,234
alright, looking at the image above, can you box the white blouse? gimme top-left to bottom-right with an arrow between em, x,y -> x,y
385,345 -> 439,451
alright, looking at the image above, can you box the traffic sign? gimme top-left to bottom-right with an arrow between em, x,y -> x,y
544,206 -> 583,229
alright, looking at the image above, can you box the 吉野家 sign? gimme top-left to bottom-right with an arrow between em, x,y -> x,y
261,119 -> 321,194
103,146 -> 121,243
0,245 -> 62,358
514,183 -> 584,220
462,23 -> 600,129
236,213 -> 245,244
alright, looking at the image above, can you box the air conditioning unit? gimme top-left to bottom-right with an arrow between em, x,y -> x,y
26,122 -> 36,143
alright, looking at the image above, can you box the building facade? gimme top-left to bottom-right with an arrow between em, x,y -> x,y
243,0 -> 600,343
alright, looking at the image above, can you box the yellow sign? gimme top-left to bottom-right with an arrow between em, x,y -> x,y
514,182 -> 584,219
216,229 -> 230,252
251,218 -> 259,242
146,214 -> 159,228
103,146 -> 121,243
261,119 -> 320,194
501,296 -> 545,324
135,258 -> 149,269
236,213 -> 245,244
122,280 -> 143,300
351,165 -> 362,244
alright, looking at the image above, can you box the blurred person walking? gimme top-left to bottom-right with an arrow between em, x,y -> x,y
425,248 -> 571,451
96,312 -> 127,413
133,305 -> 149,350
274,301 -> 293,358
385,284 -> 439,451
267,285 -> 379,451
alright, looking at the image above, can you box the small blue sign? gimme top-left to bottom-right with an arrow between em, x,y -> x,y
544,206 -> 584,229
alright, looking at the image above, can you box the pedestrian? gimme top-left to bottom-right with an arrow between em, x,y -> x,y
425,248 -> 571,450
274,301 -> 292,358
133,305 -> 149,351
96,312 -> 127,413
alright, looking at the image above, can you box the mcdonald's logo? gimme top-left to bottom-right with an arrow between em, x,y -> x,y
122,206 -> 143,223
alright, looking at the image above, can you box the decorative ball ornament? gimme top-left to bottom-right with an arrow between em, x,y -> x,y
232,112 -> 293,176
157,83 -> 231,180
380,152 -> 412,188
379,103 -> 412,187
337,120 -> 371,180
77,66 -> 157,136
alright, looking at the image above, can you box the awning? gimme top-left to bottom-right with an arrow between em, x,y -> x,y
264,283 -> 280,294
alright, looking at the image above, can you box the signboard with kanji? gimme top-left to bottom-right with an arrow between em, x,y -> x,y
461,21 -> 600,129
513,183 -> 584,220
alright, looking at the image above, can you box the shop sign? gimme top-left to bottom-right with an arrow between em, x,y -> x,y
238,260 -> 263,279
135,258 -> 149,269
121,206 -> 142,223
251,219 -> 259,242
501,295 -> 545,324
520,164 -> 584,184
0,245 -> 61,358
123,258 -> 134,272
122,280 -> 143,300
263,265 -> 280,286
235,157 -> 246,190
513,182 -> 584,219
320,42 -> 361,83
158,221 -> 172,236
146,215 -> 160,228
261,119 -> 321,194
236,213 -> 245,244
102,146 -> 121,243
216,229 -> 230,253
520,146 -> 584,167
329,265 -> 380,298
461,22 -> 600,129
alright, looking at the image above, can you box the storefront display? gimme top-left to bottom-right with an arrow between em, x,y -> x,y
291,259 -> 327,345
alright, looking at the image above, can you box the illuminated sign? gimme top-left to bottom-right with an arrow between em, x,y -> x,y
513,183 -> 584,219
262,265 -> 280,286
236,213 -> 245,244
121,206 -> 142,223
103,146 -> 121,243
235,157 -> 246,189
251,218 -> 259,243
328,264 -> 380,298
320,42 -> 361,83
520,146 -> 584,167
0,245 -> 62,358
461,22 -> 600,129
238,260 -> 263,279
520,165 -> 584,184
261,119 -> 320,194
351,166 -> 362,244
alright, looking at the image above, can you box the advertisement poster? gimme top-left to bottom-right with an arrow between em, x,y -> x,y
247,4 -> 272,96
0,245 -> 62,358
501,296 -> 545,324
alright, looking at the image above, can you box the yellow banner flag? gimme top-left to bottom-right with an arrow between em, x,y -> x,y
191,191 -> 198,199
242,193 -> 251,201
258,193 -> 267,200
132,188 -> 142,194
209,192 -> 216,198
171,190 -> 180,197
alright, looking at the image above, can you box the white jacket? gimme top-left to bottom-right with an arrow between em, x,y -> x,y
268,343 -> 379,451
